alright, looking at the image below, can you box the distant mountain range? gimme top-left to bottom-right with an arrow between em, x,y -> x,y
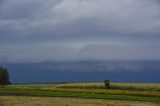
1,61 -> 160,83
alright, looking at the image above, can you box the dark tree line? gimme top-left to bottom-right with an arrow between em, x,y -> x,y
0,67 -> 10,87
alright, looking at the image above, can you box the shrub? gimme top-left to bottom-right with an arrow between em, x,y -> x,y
104,80 -> 110,89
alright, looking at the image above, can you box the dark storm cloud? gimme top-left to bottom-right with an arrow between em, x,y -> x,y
0,0 -> 160,62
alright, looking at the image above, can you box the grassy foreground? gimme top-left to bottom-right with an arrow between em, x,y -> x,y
1,96 -> 160,106
0,83 -> 160,105
0,88 -> 160,102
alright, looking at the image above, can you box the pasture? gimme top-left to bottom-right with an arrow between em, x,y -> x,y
0,96 -> 159,106
0,83 -> 160,106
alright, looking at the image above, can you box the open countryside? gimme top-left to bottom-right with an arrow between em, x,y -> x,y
0,83 -> 160,106
1,0 -> 160,105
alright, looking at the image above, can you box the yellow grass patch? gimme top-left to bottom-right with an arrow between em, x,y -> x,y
0,96 -> 159,106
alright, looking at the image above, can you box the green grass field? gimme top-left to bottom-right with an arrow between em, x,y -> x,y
0,83 -> 160,106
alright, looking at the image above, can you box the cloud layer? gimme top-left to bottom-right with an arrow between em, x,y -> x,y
0,0 -> 160,62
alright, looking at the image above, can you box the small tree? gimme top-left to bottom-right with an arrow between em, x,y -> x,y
0,67 -> 10,87
104,80 -> 110,89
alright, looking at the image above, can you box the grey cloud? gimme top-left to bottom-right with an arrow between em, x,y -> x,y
0,0 -> 4,6
0,0 -> 62,20
76,43 -> 160,61
0,0 -> 160,62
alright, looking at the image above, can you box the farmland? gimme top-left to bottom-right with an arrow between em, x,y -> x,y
0,83 -> 160,106
1,96 -> 159,106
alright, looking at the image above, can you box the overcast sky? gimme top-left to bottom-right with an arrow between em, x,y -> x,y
0,0 -> 160,63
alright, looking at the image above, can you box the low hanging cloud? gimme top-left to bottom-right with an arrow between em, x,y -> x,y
0,0 -> 160,62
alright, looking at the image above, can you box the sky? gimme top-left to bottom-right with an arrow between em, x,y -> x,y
0,0 -> 160,63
